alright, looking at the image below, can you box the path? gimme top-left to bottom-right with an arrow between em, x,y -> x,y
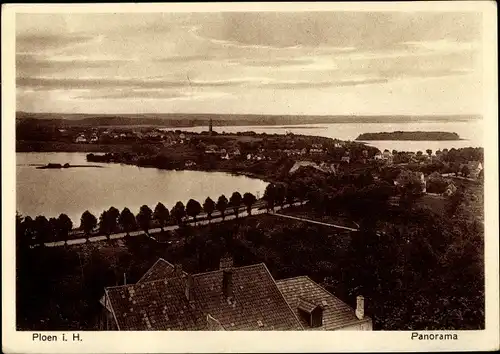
272,212 -> 359,231
44,201 -> 308,247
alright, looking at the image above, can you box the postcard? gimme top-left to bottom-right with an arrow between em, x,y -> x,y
2,2 -> 498,353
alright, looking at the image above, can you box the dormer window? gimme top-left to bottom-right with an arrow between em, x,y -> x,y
297,298 -> 324,328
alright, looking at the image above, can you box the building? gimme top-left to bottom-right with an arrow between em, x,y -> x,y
277,277 -> 372,330
341,156 -> 350,164
99,258 -> 372,331
467,161 -> 483,179
75,135 -> 87,143
443,182 -> 458,196
394,170 -> 427,193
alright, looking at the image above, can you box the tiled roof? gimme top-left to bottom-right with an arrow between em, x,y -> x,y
297,297 -> 319,313
276,276 -> 371,330
105,277 -> 206,330
137,258 -> 187,283
105,263 -> 303,331
191,264 -> 302,330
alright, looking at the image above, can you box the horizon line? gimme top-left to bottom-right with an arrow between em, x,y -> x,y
16,111 -> 483,118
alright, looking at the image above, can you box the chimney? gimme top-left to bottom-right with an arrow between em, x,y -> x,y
219,255 -> 233,270
222,269 -> 233,299
185,275 -> 194,302
174,264 -> 183,277
355,295 -> 364,320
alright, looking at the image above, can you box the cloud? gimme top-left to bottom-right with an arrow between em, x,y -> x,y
226,58 -> 316,68
73,89 -> 187,100
16,33 -> 102,55
16,76 -> 272,91
194,12 -> 482,50
73,89 -> 231,102
154,55 -> 216,63
263,78 -> 389,89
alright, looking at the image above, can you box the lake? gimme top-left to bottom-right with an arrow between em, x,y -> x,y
162,120 -> 483,152
16,152 -> 269,225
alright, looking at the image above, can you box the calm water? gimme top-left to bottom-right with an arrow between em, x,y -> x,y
16,153 -> 269,224
163,120 -> 483,152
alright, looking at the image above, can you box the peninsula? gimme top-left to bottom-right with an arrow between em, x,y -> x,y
356,131 -> 461,141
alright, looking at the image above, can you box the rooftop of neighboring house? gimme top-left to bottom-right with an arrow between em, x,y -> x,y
137,258 -> 188,283
276,276 -> 371,330
102,258 -> 370,331
103,259 -> 303,331
467,161 -> 483,170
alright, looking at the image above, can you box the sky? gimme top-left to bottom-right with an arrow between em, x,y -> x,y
16,11 -> 483,115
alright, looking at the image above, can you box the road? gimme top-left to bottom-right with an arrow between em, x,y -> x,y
272,213 -> 359,231
44,201 -> 308,247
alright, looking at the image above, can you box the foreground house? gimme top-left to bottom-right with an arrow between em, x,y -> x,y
99,258 -> 372,331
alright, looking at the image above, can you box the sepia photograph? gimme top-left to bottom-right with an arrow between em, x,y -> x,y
2,2 -> 499,353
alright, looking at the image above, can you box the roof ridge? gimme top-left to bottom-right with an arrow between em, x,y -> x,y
137,258 -> 174,283
104,288 -> 121,330
275,275 -> 309,282
262,264 -> 304,330
105,275 -> 183,290
302,275 -> 371,320
192,262 -> 266,277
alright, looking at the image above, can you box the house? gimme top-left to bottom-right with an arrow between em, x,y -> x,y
277,277 -> 372,330
467,161 -> 483,179
443,182 -> 457,196
394,170 -> 427,193
99,258 -> 372,331
75,135 -> 87,143
185,160 -> 197,168
90,135 -> 99,143
341,156 -> 350,163
205,146 -> 219,154
310,148 -> 324,154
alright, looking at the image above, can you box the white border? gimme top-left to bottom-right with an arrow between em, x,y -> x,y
2,2 -> 499,353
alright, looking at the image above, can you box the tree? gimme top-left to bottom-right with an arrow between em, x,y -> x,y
399,179 -> 424,210
461,164 -> 470,178
99,211 -> 111,239
203,197 -> 216,222
216,195 -> 228,220
33,215 -> 52,246
56,213 -> 73,245
446,189 -> 465,217
171,201 -> 186,225
243,192 -> 257,215
118,207 -> 136,236
417,151 -> 423,156
285,185 -> 296,204
229,192 -> 243,218
274,183 -> 287,206
80,211 -> 97,242
426,149 -> 432,157
20,215 -> 35,247
136,205 -> 153,232
48,217 -> 59,243
263,184 -> 276,211
153,202 -> 169,230
186,199 -> 202,222
107,207 -> 120,233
